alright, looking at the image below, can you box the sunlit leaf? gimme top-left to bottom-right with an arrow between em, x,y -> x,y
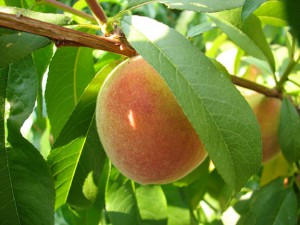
45,47 -> 94,139
47,63 -> 116,209
209,8 -> 275,71
136,185 -> 168,225
106,169 -> 139,225
162,185 -> 190,225
32,44 -> 53,118
254,1 -> 287,27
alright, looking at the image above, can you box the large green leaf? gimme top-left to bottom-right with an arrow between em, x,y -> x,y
45,47 -> 94,140
127,0 -> 245,13
105,169 -> 140,225
162,185 -> 190,225
1,128 -> 55,225
279,97 -> 300,162
0,62 -> 55,225
121,15 -> 262,192
47,63 -> 116,209
32,44 -> 53,118
135,185 -> 168,225
237,178 -> 298,225
254,1 -> 287,27
0,30 -> 51,67
209,8 -> 275,71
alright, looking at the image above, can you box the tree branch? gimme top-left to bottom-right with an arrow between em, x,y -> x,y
0,12 -> 283,100
0,12 -> 137,57
230,75 -> 282,99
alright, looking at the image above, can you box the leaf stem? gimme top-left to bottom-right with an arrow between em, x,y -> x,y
230,75 -> 282,99
37,0 -> 96,23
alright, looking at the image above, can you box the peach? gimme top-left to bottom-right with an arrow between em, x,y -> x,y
95,56 -> 207,184
239,88 -> 281,163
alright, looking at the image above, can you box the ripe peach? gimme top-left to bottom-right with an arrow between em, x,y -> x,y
239,88 -> 281,163
96,56 -> 207,184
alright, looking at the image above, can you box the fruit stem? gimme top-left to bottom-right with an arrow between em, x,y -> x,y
37,0 -> 96,23
85,0 -> 113,35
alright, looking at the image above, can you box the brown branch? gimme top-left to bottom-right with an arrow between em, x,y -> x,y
0,12 -> 287,100
0,12 -> 137,57
230,75 -> 282,99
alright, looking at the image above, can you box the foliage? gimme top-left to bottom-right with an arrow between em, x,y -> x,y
0,0 -> 300,225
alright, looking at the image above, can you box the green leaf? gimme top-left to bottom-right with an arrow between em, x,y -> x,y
47,63 -> 116,209
237,178 -> 297,225
5,55 -> 38,128
209,8 -> 275,71
121,15 -> 262,192
32,44 -> 53,118
45,47 -> 94,140
135,185 -> 168,225
106,170 -> 140,225
187,21 -> 216,38
4,0 -> 33,8
279,97 -> 300,162
0,29 -> 51,67
241,0 -> 266,20
254,1 -> 287,27
0,67 -> 55,225
127,0 -> 245,13
175,159 -> 210,209
285,0 -> 300,45
0,6 -> 72,25
206,169 -> 233,209
162,185 -> 190,225
58,204 -> 102,225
